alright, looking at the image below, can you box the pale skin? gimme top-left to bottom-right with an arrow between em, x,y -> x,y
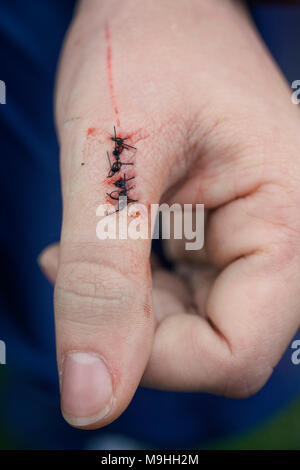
38,0 -> 300,429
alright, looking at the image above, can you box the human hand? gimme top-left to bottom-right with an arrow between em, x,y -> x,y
39,0 -> 300,428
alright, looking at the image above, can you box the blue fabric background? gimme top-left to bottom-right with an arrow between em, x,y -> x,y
0,0 -> 300,449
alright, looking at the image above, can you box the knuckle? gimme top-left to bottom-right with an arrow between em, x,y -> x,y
222,349 -> 273,399
252,182 -> 300,266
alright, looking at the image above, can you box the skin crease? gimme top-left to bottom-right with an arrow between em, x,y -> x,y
38,0 -> 300,429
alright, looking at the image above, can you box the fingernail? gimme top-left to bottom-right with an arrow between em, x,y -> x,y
60,351 -> 113,427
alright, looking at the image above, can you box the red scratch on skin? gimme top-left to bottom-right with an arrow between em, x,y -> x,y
87,127 -> 96,136
106,24 -> 121,128
104,24 -> 140,212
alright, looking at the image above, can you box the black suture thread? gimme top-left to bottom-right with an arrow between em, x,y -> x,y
106,173 -> 137,203
114,174 -> 135,189
111,126 -> 136,153
107,151 -> 133,178
105,126 -> 138,210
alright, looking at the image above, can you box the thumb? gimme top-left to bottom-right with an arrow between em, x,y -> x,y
54,120 -> 173,429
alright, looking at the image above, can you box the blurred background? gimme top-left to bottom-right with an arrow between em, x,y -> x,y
0,0 -> 300,450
